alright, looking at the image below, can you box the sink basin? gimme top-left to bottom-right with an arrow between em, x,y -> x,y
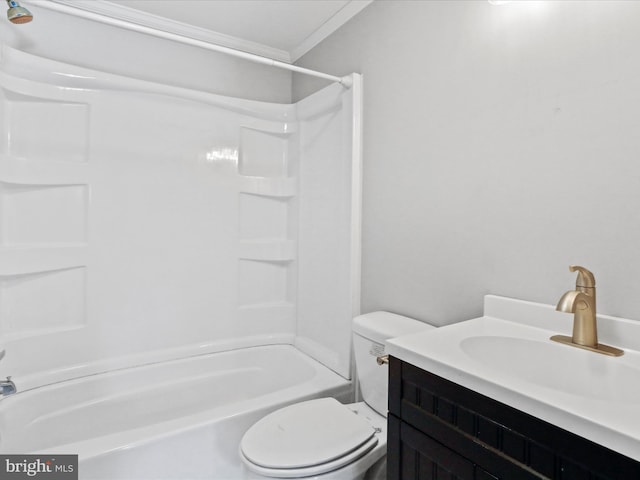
385,295 -> 640,462
460,335 -> 640,403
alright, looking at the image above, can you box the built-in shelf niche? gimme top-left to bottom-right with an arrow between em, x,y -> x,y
0,80 -> 90,341
239,193 -> 289,241
0,266 -> 87,336
238,127 -> 290,178
0,183 -> 87,246
238,259 -> 293,307
1,88 -> 89,164
237,120 -> 297,323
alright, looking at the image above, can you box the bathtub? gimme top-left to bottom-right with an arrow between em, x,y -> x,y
0,345 -> 352,479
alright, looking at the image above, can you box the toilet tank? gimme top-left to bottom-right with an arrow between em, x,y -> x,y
352,311 -> 435,417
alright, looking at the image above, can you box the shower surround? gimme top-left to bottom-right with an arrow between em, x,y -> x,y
0,41 -> 361,475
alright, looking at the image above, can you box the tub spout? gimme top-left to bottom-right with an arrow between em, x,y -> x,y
0,350 -> 17,397
0,376 -> 16,397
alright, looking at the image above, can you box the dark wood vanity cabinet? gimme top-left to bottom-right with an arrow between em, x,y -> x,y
387,357 -> 640,480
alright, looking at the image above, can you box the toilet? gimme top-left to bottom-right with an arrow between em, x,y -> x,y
239,311 -> 435,479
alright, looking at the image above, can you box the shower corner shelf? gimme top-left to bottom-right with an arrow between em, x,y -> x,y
0,155 -> 89,186
240,120 -> 298,136
238,239 -> 295,262
0,244 -> 88,276
238,175 -> 296,198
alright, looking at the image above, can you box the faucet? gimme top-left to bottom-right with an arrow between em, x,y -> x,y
551,265 -> 623,356
0,350 -> 17,397
556,265 -> 598,347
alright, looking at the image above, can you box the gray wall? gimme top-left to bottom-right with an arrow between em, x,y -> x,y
294,1 -> 640,325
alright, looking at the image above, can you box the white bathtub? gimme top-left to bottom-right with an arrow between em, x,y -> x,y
0,345 -> 352,479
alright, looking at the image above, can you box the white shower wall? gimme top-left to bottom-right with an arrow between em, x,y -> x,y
0,45 -> 361,390
296,82 -> 362,378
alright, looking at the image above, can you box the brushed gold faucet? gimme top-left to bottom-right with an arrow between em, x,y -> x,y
551,265 -> 623,356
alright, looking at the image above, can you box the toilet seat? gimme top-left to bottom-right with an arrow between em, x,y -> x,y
240,398 -> 379,478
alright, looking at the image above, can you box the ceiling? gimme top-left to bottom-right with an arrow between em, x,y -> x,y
101,0 -> 373,62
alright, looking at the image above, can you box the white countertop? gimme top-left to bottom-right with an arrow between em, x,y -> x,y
386,295 -> 640,462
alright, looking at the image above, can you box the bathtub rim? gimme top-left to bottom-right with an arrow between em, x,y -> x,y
7,333 -> 296,394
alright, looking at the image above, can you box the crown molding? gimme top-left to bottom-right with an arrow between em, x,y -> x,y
291,0 -> 373,62
37,0 -> 293,63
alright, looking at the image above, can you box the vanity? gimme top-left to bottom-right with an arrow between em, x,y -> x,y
385,295 -> 640,480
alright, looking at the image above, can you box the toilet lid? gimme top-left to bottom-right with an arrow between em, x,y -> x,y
240,398 -> 376,470
240,436 -> 378,478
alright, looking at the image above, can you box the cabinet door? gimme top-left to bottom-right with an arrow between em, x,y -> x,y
389,414 -> 498,480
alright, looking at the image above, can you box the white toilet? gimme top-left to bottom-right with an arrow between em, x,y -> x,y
239,311 -> 435,479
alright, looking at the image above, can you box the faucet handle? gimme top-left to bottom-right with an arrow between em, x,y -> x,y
569,265 -> 595,288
